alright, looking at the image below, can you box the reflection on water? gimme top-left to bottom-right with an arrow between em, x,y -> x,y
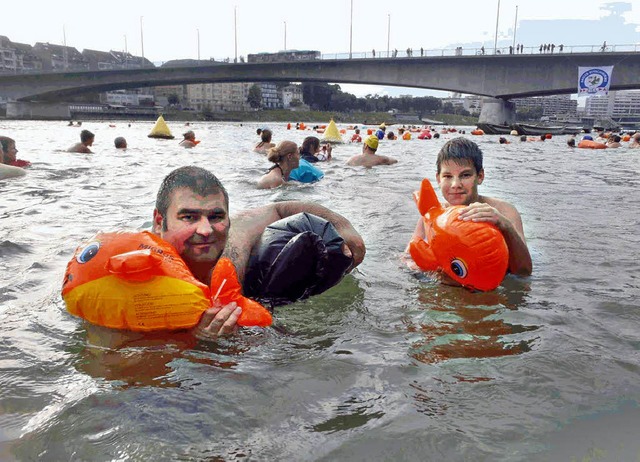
2,120 -> 640,461
407,276 -> 539,365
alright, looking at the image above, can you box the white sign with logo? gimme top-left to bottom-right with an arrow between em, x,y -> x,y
578,66 -> 614,95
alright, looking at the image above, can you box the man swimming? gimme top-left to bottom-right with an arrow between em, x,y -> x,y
67,130 -> 95,153
346,135 -> 398,167
152,166 -> 365,339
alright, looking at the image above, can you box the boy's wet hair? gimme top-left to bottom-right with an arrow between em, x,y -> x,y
155,166 -> 229,230
436,137 -> 483,174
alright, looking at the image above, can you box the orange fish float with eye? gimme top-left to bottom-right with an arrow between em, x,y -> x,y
62,231 -> 272,331
408,179 -> 509,291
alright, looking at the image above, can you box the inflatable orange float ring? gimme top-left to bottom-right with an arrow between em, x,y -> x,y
62,231 -> 271,332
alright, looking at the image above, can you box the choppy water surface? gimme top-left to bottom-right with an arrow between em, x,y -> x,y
1,120 -> 639,461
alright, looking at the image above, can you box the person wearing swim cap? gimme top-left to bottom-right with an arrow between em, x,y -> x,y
375,123 -> 386,140
346,135 -> 398,167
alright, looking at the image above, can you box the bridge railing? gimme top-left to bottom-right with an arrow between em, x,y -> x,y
319,43 -> 640,60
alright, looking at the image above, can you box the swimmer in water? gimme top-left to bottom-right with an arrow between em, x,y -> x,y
179,131 -> 197,148
346,135 -> 398,167
0,140 -> 26,180
256,140 -> 300,189
67,130 -> 95,153
408,137 -> 532,279
254,129 -> 275,154
299,136 -> 331,163
152,166 -> 365,339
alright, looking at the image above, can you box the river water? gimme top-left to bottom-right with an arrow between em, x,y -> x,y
1,120 -> 639,461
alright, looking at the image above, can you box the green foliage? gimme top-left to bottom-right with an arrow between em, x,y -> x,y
247,84 -> 262,109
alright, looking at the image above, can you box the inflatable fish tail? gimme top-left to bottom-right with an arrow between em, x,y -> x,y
409,237 -> 439,271
210,257 -> 272,327
414,179 -> 441,216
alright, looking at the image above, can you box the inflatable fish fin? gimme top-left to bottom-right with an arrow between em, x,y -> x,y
414,179 -> 441,216
106,249 -> 163,281
409,237 -> 439,271
210,257 -> 272,327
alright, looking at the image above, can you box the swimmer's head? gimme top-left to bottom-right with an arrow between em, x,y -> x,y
261,129 -> 272,143
436,137 -> 483,174
114,137 -> 127,149
80,130 -> 94,144
155,166 -> 229,231
267,140 -> 298,164
364,135 -> 379,151
300,136 -> 320,154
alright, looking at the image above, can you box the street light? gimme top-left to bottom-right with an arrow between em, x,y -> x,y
349,0 -> 353,59
284,21 -> 287,51
234,6 -> 238,63
493,0 -> 500,54
197,28 -> 200,61
512,5 -> 518,49
140,16 -> 145,67
387,14 -> 390,58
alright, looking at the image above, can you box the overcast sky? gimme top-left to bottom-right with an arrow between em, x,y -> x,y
3,0 -> 639,97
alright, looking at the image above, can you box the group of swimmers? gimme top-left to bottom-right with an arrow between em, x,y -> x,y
254,126 -> 400,189
567,131 -> 640,148
1,123 -> 533,341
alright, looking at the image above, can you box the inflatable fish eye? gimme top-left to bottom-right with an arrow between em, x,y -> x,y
77,242 -> 100,264
450,259 -> 468,278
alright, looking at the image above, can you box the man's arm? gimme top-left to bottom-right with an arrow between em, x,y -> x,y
458,200 -> 532,276
224,201 -> 366,284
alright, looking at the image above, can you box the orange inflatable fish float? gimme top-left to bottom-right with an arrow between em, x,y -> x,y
62,231 -> 271,332
408,179 -> 509,291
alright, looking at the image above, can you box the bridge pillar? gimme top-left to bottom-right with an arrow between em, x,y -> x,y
6,101 -> 71,120
478,98 -> 516,125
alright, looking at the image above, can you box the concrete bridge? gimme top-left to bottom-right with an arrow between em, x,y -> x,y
2,51 -> 640,123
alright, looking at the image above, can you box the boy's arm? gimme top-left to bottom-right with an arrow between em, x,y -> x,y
458,201 -> 532,276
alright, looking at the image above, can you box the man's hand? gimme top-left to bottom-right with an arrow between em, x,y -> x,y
458,202 -> 508,230
191,302 -> 242,341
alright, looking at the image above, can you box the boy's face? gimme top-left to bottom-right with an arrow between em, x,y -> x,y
436,159 -> 484,206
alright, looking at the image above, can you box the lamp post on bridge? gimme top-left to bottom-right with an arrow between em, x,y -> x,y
387,14 -> 390,58
349,0 -> 353,59
197,28 -> 200,61
493,0 -> 500,54
140,16 -> 145,67
512,5 -> 518,50
284,21 -> 287,51
234,6 -> 238,63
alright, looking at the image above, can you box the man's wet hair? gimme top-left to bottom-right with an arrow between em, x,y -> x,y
155,166 -> 229,229
80,130 -> 94,143
436,137 -> 483,174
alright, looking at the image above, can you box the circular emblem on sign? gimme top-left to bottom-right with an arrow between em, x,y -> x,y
579,68 -> 609,91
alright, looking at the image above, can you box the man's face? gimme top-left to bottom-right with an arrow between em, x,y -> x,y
86,137 -> 94,147
436,160 -> 484,206
153,188 -> 229,269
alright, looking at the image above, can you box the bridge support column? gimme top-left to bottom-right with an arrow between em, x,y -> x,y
478,98 -> 516,125
6,101 -> 71,119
